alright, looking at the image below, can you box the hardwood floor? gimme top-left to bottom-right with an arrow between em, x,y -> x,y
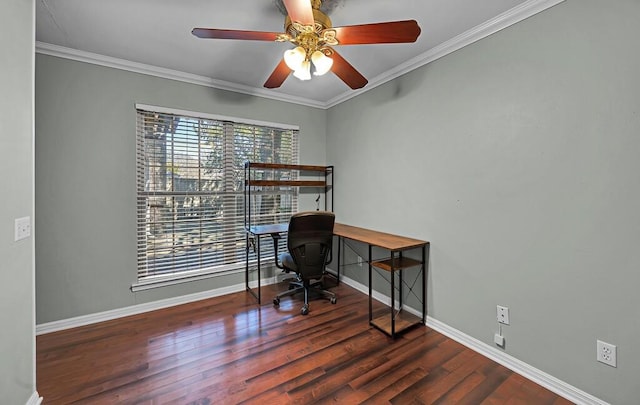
37,283 -> 573,404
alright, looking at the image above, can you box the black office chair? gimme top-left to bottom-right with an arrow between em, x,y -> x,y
273,211 -> 337,315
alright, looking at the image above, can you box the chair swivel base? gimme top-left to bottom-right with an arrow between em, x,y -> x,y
273,281 -> 336,315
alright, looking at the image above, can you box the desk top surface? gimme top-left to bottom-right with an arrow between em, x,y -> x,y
248,223 -> 288,235
333,223 -> 428,251
249,222 -> 428,251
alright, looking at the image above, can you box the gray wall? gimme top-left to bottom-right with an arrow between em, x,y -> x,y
34,0 -> 640,403
1,0 -> 36,403
327,0 -> 639,403
35,55 -> 327,323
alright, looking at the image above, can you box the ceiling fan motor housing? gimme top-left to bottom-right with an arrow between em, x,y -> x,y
285,7 -> 331,33
284,7 -> 335,57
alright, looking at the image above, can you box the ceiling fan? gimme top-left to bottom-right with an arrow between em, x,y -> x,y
192,0 -> 421,90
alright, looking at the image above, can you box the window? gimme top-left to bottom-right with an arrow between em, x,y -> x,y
135,105 -> 299,288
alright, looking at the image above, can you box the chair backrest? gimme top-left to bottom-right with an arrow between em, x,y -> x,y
287,211 -> 335,281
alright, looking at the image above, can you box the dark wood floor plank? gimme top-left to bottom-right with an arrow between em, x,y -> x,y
419,350 -> 489,404
369,367 -> 432,404
387,340 -> 464,403
458,363 -> 512,405
483,373 -> 527,404
348,333 -> 434,390
327,334 -> 442,403
37,283 -> 573,404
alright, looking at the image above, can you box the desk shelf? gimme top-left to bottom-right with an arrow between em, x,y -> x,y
244,161 -> 333,231
245,180 -> 327,187
244,162 -> 333,217
371,310 -> 423,336
371,257 -> 422,272
242,162 -> 329,171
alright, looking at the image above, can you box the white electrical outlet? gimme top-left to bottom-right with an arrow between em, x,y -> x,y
14,216 -> 31,241
597,340 -> 617,367
357,255 -> 363,267
497,305 -> 510,325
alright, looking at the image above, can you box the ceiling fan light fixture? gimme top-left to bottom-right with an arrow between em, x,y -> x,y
284,46 -> 306,70
311,50 -> 333,76
293,60 -> 312,81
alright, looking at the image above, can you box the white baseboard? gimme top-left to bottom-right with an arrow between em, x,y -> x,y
36,282 -> 245,335
337,274 -> 607,405
26,391 -> 42,405
35,275 -> 289,335
36,274 -> 606,405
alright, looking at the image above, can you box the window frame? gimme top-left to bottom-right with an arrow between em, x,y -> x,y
132,104 -> 299,291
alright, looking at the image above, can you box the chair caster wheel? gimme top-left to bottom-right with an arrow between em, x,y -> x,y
273,297 -> 280,307
330,297 -> 337,304
301,306 -> 309,315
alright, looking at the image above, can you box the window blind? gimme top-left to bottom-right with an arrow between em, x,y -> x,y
135,107 -> 299,284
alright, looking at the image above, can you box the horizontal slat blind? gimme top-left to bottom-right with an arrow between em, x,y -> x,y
136,107 -> 299,281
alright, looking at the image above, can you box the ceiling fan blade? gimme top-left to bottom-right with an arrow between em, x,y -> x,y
283,0 -> 314,25
333,20 -> 421,45
192,28 -> 281,41
330,50 -> 368,90
264,59 -> 291,89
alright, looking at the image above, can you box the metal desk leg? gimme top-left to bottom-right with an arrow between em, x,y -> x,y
390,251 -> 396,339
368,244 -> 372,323
245,232 -> 249,294
336,235 -> 342,285
256,235 -> 261,304
422,245 -> 426,324
398,251 -> 403,311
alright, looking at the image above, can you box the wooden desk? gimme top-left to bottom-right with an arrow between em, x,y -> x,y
334,223 -> 429,338
245,221 -> 429,338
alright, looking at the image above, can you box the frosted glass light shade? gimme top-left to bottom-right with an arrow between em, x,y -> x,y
311,50 -> 333,76
293,60 -> 311,81
284,46 -> 305,71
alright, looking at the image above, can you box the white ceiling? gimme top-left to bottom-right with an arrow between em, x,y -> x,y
35,0 -> 555,108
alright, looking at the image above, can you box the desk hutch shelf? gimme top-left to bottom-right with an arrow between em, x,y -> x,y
243,162 -> 333,229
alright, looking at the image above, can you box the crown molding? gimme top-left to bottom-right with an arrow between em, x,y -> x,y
324,0 -> 566,108
35,42 -> 327,109
36,0 -> 565,110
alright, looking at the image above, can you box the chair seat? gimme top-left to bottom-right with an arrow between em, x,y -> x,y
278,252 -> 297,272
